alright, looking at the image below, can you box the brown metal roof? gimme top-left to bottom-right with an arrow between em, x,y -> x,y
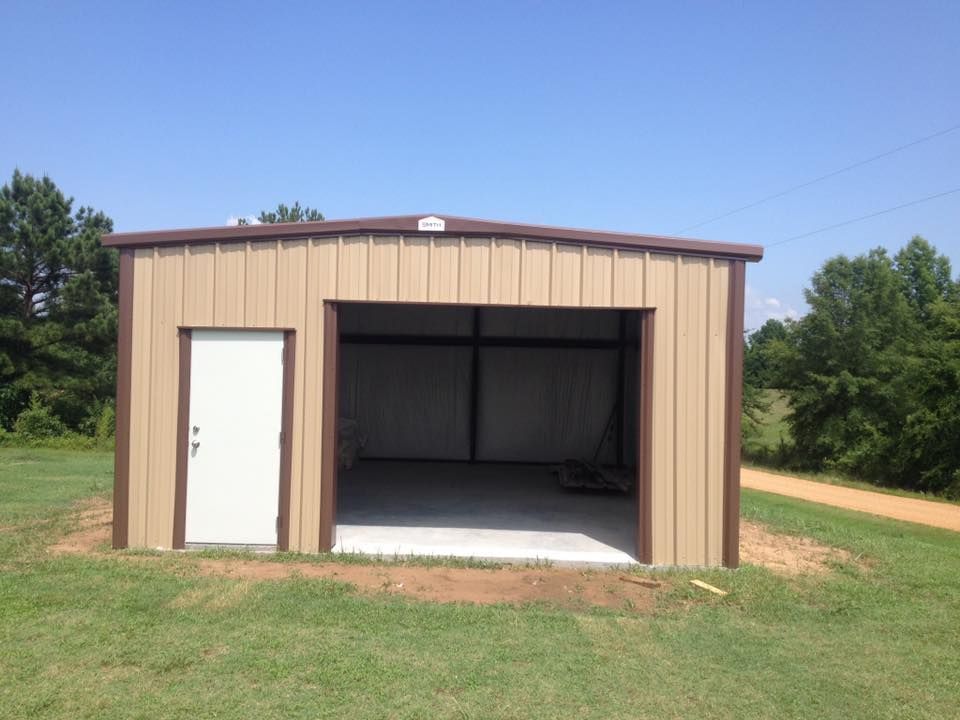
101,214 -> 764,262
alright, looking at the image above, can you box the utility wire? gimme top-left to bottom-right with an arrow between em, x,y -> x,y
675,122 -> 960,234
766,187 -> 960,249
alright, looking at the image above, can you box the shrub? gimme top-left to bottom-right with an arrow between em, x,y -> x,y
95,403 -> 115,442
14,395 -> 67,439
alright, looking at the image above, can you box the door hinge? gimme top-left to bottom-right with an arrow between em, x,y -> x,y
276,516 -> 281,532
281,349 -> 285,364
279,430 -> 284,448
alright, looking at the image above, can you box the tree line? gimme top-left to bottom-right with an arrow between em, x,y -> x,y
3,170 -> 958,496
0,170 -> 319,444
744,236 -> 960,497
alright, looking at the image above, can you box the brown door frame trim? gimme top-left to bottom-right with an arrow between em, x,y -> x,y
320,300 -> 655,563
319,302 -> 340,552
172,327 -> 296,550
722,261 -> 746,568
636,309 -> 655,564
112,248 -> 135,549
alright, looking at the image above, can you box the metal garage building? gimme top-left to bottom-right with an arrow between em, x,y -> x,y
103,215 -> 762,567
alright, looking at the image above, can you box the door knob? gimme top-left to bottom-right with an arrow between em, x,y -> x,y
191,440 -> 200,450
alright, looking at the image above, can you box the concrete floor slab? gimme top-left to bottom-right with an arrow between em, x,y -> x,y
334,461 -> 637,565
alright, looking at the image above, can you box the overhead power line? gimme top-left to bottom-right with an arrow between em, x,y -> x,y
675,122 -> 960,235
766,187 -> 960,249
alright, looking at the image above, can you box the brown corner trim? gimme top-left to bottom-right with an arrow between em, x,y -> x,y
172,330 -> 192,549
112,248 -> 135,549
636,310 -> 655,564
723,261 -> 746,568
319,302 -> 340,552
277,331 -> 296,551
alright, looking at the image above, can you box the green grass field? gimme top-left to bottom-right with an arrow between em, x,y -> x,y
2,448 -> 959,719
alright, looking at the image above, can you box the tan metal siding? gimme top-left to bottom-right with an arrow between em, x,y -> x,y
275,240 -> 308,547
647,254 -> 677,564
182,244 -> 215,326
128,249 -> 154,547
489,239 -> 521,304
123,234 -> 735,566
245,242 -> 277,326
706,260 -> 730,565
398,236 -> 430,301
214,243 -> 245,326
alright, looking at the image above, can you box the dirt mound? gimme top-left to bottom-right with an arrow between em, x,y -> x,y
197,559 -> 657,611
47,499 -> 852,609
740,520 -> 851,575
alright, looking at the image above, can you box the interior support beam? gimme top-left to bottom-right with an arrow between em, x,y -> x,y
616,310 -> 626,467
340,333 -> 627,350
469,307 -> 480,462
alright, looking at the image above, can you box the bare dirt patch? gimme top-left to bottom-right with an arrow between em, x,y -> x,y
48,499 -> 112,555
49,498 -> 852,607
740,519 -> 851,575
198,558 -> 657,611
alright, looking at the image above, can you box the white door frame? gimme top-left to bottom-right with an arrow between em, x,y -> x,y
173,327 -> 295,550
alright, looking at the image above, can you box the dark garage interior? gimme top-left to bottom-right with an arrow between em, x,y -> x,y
334,303 -> 642,563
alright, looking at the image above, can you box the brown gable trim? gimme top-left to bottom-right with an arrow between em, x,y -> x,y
102,214 -> 764,262
723,260 -> 746,568
112,248 -> 134,549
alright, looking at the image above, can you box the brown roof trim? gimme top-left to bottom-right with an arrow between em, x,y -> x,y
722,260 -> 746,568
102,214 -> 764,262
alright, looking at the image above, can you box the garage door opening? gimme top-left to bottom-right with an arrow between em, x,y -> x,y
327,302 -> 650,565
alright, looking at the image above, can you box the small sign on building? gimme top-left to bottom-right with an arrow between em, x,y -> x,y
417,216 -> 445,232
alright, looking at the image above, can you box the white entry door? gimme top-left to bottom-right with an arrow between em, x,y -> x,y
185,330 -> 285,545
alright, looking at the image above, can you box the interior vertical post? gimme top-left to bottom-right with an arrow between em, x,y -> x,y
616,309 -> 627,467
469,306 -> 481,462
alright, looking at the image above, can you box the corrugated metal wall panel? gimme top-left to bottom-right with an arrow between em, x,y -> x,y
706,260 -> 730,565
369,236 -> 399,301
489,239 -> 521,304
613,250 -> 646,306
521,241 -> 552,305
338,236 -> 369,300
274,240 -> 308,548
214,243 -> 245,326
398,236 -> 429,301
551,244 -> 582,305
459,238 -> 491,303
182,244 -> 215,326
429,237 -> 460,302
245,242 -> 277,327
646,254 -> 677,565
675,257 -> 709,565
144,248 -> 183,548
582,248 -> 614,306
298,238 -> 338,552
128,249 -> 155,547
122,234 -> 736,565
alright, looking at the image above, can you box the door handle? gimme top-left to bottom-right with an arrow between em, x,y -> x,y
191,440 -> 200,450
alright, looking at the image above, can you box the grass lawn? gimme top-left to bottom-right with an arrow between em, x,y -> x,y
2,448 -> 959,719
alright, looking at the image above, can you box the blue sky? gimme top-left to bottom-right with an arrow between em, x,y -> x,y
2,1 -> 958,329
